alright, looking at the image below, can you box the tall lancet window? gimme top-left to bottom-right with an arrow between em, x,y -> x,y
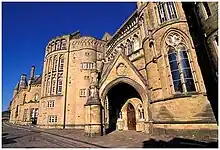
59,55 -> 64,72
166,33 -> 196,93
178,44 -> 196,92
168,48 -> 183,92
53,55 -> 58,71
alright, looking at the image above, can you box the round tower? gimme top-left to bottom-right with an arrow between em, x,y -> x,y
65,36 -> 105,129
37,34 -> 69,128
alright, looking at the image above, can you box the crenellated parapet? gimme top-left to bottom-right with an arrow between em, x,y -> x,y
71,36 -> 106,52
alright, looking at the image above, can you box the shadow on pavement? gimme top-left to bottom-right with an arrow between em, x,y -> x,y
2,133 -> 9,136
2,136 -> 17,145
142,137 -> 218,148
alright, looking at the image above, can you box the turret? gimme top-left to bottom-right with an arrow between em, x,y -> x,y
13,82 -> 19,98
19,74 -> 27,90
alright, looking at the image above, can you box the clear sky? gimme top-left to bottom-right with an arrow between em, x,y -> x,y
2,2 -> 136,111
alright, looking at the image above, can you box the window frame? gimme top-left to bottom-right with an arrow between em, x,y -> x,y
157,2 -> 178,24
167,44 -> 197,94
80,89 -> 87,97
57,77 -> 63,95
58,55 -> 64,72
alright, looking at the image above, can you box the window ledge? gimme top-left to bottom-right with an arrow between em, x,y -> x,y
41,95 -> 63,99
150,92 -> 206,104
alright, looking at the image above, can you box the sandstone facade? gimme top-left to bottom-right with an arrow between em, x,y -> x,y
9,2 -> 218,136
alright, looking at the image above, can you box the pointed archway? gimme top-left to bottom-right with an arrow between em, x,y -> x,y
104,82 -> 142,133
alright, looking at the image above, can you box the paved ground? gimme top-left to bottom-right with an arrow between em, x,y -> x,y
2,123 -> 98,148
2,122 -> 218,148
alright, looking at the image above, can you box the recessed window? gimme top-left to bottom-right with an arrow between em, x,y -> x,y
80,62 -> 96,70
59,55 -> 64,72
80,89 -> 87,97
51,78 -> 56,95
168,45 -> 196,93
57,78 -> 63,95
55,41 -> 61,50
47,101 -> 55,108
84,76 -> 90,80
157,2 -> 177,24
48,116 -> 57,123
126,40 -> 133,55
53,55 -> 58,71
61,39 -> 67,50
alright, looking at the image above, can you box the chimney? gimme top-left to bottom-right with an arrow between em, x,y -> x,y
30,66 -> 35,80
19,74 -> 27,90
28,66 -> 35,91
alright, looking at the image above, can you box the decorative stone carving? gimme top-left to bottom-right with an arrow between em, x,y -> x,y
165,33 -> 182,47
116,63 -> 127,76
91,70 -> 99,86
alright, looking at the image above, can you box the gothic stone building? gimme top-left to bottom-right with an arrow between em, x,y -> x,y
9,2 -> 218,136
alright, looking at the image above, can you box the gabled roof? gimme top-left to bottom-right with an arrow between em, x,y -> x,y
99,51 -> 147,87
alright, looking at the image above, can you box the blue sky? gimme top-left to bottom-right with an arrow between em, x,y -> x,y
2,2 -> 136,111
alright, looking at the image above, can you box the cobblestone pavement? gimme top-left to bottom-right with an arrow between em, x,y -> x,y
2,122 -> 218,148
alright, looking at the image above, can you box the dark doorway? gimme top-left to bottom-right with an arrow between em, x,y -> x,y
105,82 -> 141,134
127,103 -> 136,130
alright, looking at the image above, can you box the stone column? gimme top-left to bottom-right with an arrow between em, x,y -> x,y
84,71 -> 102,136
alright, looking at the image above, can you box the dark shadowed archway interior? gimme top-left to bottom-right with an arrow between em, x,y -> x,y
106,82 -> 141,134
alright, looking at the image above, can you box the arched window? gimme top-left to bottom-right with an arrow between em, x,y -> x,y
34,94 -> 39,102
57,78 -> 63,95
61,39 -> 67,50
168,47 -> 183,92
46,45 -> 51,54
53,55 -> 58,71
46,78 -> 51,96
119,44 -> 125,53
55,40 -> 60,50
51,78 -> 56,95
168,45 -> 196,93
178,44 -> 196,92
45,60 -> 48,74
48,57 -> 52,73
126,40 -> 133,55
133,35 -> 140,51
51,42 -> 55,51
58,55 -> 64,71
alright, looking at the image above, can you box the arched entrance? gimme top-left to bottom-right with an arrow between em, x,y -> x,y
127,103 -> 136,130
104,82 -> 142,133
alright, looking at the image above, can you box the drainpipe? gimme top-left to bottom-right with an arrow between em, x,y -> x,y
63,36 -> 71,129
